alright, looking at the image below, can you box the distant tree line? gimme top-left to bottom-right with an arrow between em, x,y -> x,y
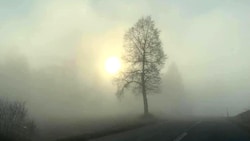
0,98 -> 36,141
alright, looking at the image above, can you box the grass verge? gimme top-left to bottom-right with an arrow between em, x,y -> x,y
57,117 -> 157,141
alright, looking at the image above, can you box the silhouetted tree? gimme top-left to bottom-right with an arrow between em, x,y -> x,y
115,16 -> 166,115
0,99 -> 36,141
162,63 -> 184,94
162,63 -> 185,114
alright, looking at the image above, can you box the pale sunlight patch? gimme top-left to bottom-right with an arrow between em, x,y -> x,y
105,56 -> 121,74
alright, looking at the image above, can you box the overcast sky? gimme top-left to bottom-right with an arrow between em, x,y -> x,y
0,0 -> 250,116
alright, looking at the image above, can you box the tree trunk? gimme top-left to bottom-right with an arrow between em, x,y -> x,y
142,49 -> 149,115
142,85 -> 149,115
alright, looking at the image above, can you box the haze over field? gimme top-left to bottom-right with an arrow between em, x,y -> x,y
0,0 -> 250,130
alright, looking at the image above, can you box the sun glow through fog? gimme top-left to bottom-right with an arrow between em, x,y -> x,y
105,57 -> 121,74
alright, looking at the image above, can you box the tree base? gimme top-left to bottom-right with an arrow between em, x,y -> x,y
139,113 -> 156,121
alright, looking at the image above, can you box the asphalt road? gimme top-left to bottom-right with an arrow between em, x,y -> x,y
91,118 -> 250,141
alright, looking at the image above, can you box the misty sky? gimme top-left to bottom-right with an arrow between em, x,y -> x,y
0,0 -> 250,117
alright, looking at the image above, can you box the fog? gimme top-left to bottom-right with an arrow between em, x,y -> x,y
0,0 -> 250,140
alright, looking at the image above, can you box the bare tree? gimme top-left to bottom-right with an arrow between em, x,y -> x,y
115,16 -> 166,115
0,98 -> 36,141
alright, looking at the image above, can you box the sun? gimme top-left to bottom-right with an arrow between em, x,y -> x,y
105,56 -> 121,74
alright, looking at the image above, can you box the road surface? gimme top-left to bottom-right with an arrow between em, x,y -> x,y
91,118 -> 250,141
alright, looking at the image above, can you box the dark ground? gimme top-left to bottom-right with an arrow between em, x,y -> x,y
88,118 -> 250,141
